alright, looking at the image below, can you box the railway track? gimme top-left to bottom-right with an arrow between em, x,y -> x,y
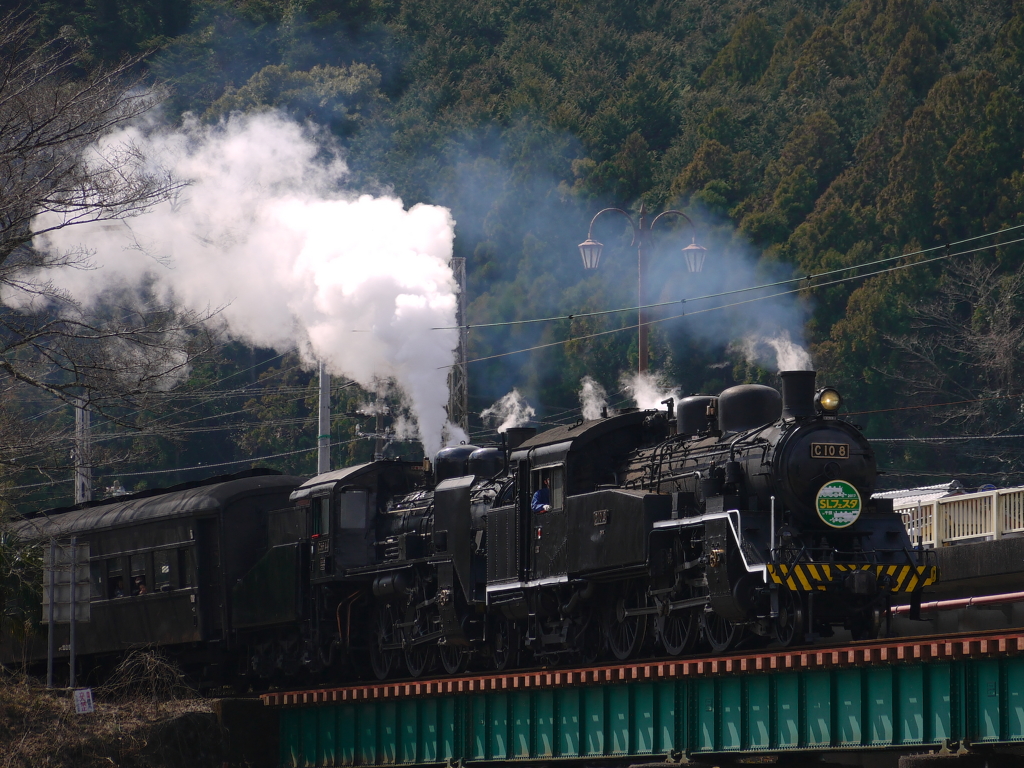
262,626 -> 1024,705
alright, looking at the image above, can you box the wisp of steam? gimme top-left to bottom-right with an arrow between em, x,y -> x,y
21,112 -> 464,456
481,389 -> 535,433
579,376 -> 609,420
737,330 -> 812,371
621,371 -> 680,411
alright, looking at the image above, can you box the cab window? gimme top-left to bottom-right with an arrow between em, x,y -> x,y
532,466 -> 565,511
494,480 -> 515,508
311,496 -> 331,535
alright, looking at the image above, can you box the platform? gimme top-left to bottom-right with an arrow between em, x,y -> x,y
263,630 -> 1024,766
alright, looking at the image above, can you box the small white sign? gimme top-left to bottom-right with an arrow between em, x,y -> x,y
73,688 -> 94,714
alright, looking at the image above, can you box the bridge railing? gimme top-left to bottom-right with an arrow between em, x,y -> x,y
896,485 -> 1024,547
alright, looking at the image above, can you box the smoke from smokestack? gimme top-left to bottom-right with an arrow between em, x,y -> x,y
621,371 -> 680,411
736,330 -> 812,371
481,388 -> 535,432
20,111 -> 463,456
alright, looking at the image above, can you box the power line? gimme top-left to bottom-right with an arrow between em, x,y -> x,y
432,223 -> 1024,332
448,236 -> 1024,369
846,393 -> 1020,416
872,434 -> 1024,443
5,436 -> 369,491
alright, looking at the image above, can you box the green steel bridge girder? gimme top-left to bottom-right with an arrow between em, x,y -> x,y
278,657 -> 1024,767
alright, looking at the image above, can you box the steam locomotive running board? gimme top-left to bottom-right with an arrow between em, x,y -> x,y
654,510 -> 767,578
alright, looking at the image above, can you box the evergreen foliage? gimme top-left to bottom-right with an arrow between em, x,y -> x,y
7,0 -> 1024,503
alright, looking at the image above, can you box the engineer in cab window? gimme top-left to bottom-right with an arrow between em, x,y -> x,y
532,477 -> 551,513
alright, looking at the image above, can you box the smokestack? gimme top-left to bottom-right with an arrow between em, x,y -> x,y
780,370 -> 816,420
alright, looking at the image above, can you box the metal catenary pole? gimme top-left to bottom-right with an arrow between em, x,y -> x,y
69,536 -> 77,688
318,361 -> 331,474
46,538 -> 56,688
75,399 -> 92,504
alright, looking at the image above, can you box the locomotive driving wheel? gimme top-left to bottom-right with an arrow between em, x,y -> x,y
772,587 -> 804,647
701,609 -> 740,653
403,576 -> 437,678
405,642 -> 436,677
490,614 -> 519,671
603,580 -> 649,661
656,608 -> 697,656
576,607 -> 603,666
369,602 -> 399,680
439,641 -> 468,675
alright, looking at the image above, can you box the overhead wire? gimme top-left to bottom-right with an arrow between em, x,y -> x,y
5,436 -> 368,491
14,223 -> 1024,493
431,222 -> 1024,332
447,236 -> 1024,369
846,393 -> 1019,416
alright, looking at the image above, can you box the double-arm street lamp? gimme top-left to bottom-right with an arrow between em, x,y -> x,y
578,202 -> 707,374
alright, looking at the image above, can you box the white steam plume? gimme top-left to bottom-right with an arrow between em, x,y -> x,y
579,376 -> 609,420
737,330 -> 812,371
20,112 -> 462,456
481,389 -> 535,432
620,371 -> 680,411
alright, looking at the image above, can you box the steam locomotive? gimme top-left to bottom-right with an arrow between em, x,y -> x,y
297,370 -> 936,680
2,370 -> 936,686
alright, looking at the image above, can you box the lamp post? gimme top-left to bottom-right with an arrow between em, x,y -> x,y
579,202 -> 706,374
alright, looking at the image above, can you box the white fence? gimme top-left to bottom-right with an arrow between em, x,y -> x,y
896,486 -> 1024,547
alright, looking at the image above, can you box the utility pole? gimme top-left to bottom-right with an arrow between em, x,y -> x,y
74,399 -> 91,504
446,256 -> 469,433
318,361 -> 331,475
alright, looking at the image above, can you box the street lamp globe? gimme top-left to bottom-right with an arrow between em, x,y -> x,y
578,238 -> 603,270
681,238 -> 707,273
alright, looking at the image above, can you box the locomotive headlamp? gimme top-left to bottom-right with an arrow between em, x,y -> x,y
815,388 -> 842,412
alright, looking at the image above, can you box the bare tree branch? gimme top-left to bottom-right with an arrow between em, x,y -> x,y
882,255 -> 1024,475
0,12 -> 220,499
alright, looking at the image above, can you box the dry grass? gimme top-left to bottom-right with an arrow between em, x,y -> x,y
0,651 -> 220,768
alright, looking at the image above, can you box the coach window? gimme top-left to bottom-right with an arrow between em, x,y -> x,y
130,553 -> 148,595
153,550 -> 174,591
90,561 -> 104,600
533,467 -> 564,511
107,558 -> 125,599
178,548 -> 193,588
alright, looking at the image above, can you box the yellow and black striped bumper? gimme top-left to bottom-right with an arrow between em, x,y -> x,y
766,563 -> 938,593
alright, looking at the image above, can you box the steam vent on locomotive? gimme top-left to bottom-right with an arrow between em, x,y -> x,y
291,369 -> 937,681
3,370 -> 938,686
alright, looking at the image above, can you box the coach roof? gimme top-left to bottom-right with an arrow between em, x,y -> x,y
9,471 -> 305,540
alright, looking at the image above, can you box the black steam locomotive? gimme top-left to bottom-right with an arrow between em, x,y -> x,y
2,371 -> 936,686
303,370 -> 935,680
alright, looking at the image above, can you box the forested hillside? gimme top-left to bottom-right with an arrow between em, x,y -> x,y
6,0 -> 1024,502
